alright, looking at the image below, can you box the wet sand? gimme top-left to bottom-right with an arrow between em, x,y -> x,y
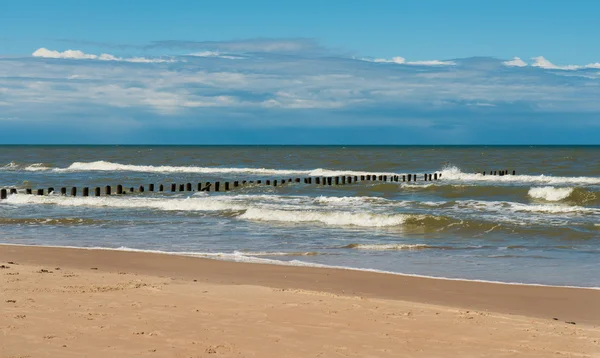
1,244 -> 599,357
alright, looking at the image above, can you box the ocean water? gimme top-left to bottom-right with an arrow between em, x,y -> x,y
1,145 -> 599,287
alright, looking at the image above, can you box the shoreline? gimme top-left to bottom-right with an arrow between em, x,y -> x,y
2,242 -> 599,291
2,243 -> 599,326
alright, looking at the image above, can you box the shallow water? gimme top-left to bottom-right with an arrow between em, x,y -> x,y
1,145 -> 599,287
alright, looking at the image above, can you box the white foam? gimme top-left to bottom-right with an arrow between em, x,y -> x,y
239,207 -> 409,227
457,199 -> 598,215
48,160 -> 399,177
59,161 -> 310,175
346,243 -> 430,250
4,194 -> 245,212
441,166 -> 600,186
1,162 -> 51,171
528,186 -> 574,201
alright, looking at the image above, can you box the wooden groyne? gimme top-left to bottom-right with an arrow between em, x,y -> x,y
0,170 -> 516,199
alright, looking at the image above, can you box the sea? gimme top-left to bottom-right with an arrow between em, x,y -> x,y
1,146 -> 599,288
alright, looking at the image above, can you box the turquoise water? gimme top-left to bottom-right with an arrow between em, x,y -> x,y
1,146 -> 599,287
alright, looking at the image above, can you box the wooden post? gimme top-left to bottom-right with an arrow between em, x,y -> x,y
171,183 -> 176,192
234,181 -> 239,187
36,189 -> 43,195
60,187 -> 67,195
83,187 -> 89,197
512,170 -> 516,175
159,184 -> 164,192
70,187 -> 76,196
225,182 -> 230,191
117,185 -> 123,195
428,174 -> 432,181
94,187 -> 101,196
347,176 -> 352,184
335,177 -> 339,185
178,184 -> 184,191
327,177 -> 332,185
266,180 -> 271,185
204,182 -> 211,192
434,173 -> 438,180
407,174 -> 412,182
48,187 -> 54,194
402,175 -> 406,182
105,186 -> 111,196
295,178 -> 300,183
186,183 -> 192,191
130,187 -> 134,193
215,182 -> 220,192
315,177 -> 320,184
26,188 -> 32,195
149,184 -> 154,192
0,189 -> 6,200
197,183 -> 202,191
257,180 -> 262,184
139,185 -> 145,193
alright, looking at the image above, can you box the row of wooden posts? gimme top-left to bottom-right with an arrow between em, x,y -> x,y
1,172 -> 445,199
479,170 -> 516,176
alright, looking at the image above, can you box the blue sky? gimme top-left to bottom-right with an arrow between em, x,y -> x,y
1,0 -> 599,144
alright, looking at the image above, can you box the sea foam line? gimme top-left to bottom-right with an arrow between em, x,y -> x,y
1,243 -> 597,290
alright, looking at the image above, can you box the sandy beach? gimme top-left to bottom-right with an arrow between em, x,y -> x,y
1,245 -> 599,357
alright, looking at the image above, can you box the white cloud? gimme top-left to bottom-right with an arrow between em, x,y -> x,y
531,56 -> 580,70
373,56 -> 406,64
584,62 -> 600,69
33,48 -> 97,60
188,51 -> 243,60
366,56 -> 455,66
503,57 -> 527,67
32,48 -> 175,63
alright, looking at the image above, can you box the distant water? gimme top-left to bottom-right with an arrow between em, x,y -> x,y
1,146 -> 599,287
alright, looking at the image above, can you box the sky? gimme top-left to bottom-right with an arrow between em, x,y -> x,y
1,0 -> 599,144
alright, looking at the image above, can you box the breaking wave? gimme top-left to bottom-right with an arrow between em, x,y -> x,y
440,166 -> 600,186
25,160 -> 400,177
239,208 -> 410,227
342,243 -> 431,250
1,162 -> 52,171
528,187 -> 574,201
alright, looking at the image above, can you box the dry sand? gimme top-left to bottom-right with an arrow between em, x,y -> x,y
1,245 -> 599,357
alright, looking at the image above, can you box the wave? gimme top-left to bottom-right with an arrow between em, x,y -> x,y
237,251 -> 322,257
528,187 -> 574,201
0,217 -> 106,226
25,160 -> 400,177
456,199 -> 599,215
1,161 -> 52,171
342,243 -> 431,250
3,193 -> 246,212
441,166 -> 600,186
528,186 -> 599,205
239,207 -> 410,227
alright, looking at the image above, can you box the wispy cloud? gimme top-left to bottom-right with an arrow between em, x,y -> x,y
146,38 -> 328,55
363,56 -> 456,66
32,48 -> 176,63
187,51 -> 244,60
